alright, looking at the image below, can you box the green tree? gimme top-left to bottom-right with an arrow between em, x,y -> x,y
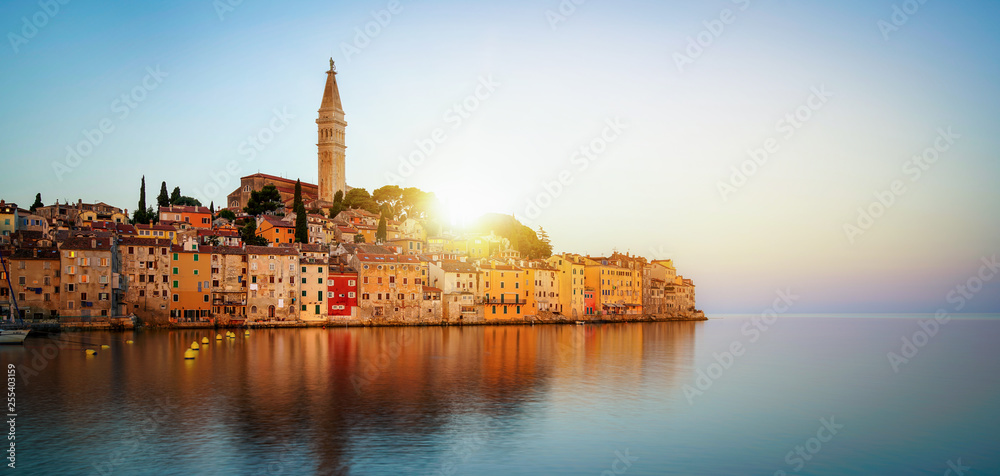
329,189 -> 346,218
243,185 -> 283,216
170,186 -> 181,204
293,179 -> 308,243
132,176 -> 150,225
172,196 -> 202,207
353,233 -> 366,243
157,182 -> 170,208
240,219 -> 268,246
29,193 -> 42,212
537,226 -> 551,250
373,185 -> 403,220
209,201 -> 215,218
218,209 -> 237,222
471,213 -> 552,259
342,188 -> 379,214
376,216 -> 387,243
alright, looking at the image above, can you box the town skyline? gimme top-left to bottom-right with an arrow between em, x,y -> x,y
2,1 -> 999,314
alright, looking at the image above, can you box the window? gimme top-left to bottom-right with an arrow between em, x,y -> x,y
173,294 -> 179,302
79,275 -> 90,284
317,278 -> 323,284
302,291 -> 307,297
17,276 -> 25,285
194,270 -> 199,276
302,305 -> 307,311
348,280 -> 356,286
317,291 -> 323,300
315,305 -> 321,314
173,281 -> 179,288
301,278 -> 306,284
348,292 -> 356,298
173,253 -> 178,260
362,293 -> 369,300
173,267 -> 178,274
204,295 -> 209,302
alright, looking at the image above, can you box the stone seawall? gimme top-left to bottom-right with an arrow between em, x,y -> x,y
31,312 -> 706,331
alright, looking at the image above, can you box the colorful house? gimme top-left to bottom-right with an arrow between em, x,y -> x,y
135,224 -> 179,243
327,258 -> 358,318
257,215 -> 296,245
169,242 -> 212,321
480,263 -> 528,320
159,205 -> 212,229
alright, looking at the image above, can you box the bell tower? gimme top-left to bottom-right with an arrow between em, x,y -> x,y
317,58 -> 347,203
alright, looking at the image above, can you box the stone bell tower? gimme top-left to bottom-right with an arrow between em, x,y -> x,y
317,58 -> 347,203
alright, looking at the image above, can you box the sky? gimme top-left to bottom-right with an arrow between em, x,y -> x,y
1,0 -> 998,314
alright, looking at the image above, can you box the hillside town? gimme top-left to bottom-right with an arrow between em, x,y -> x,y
0,197 -> 700,326
0,59 -> 700,327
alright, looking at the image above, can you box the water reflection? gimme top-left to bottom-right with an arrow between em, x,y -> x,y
6,322 -> 700,474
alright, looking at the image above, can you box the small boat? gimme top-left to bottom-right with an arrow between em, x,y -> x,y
0,328 -> 30,345
575,321 -> 585,325
0,247 -> 30,344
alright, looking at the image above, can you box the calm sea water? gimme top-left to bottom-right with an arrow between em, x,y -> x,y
3,315 -> 998,475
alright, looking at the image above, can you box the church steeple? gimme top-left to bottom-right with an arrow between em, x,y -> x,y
320,58 -> 344,113
317,58 -> 347,203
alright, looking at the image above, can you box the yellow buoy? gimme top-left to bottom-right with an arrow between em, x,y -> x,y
100,344 -> 110,349
201,337 -> 210,344
216,334 -> 223,340
125,340 -> 134,344
190,341 -> 200,350
184,349 -> 196,360
244,330 -> 250,336
85,349 -> 98,355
